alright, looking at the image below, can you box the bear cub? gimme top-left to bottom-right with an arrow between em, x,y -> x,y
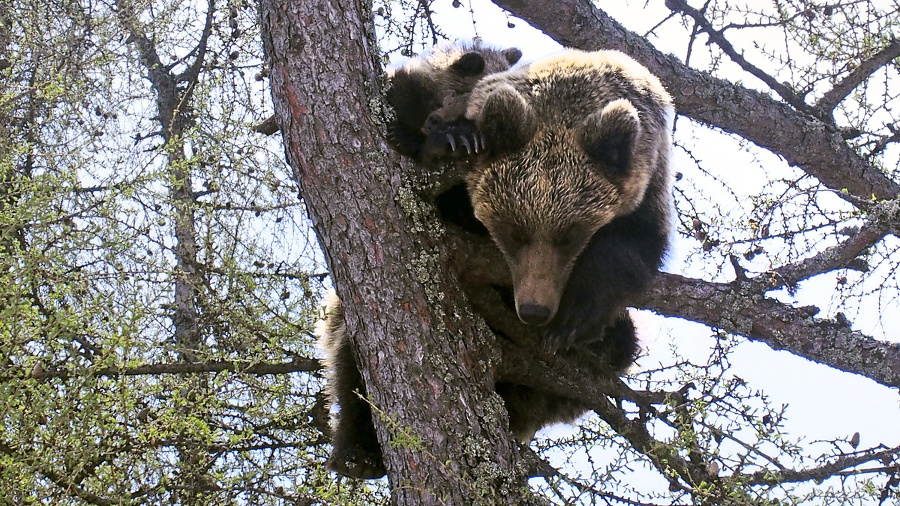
386,40 -> 522,161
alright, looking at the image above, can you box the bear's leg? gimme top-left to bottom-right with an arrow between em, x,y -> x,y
582,309 -> 638,372
496,311 -> 636,444
317,297 -> 386,479
496,382 -> 589,443
543,216 -> 664,352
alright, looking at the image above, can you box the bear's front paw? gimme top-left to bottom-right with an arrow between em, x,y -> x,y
542,312 -> 606,354
327,446 -> 387,480
420,118 -> 484,160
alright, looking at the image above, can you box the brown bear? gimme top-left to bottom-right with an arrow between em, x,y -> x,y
316,47 -> 674,479
462,49 -> 674,353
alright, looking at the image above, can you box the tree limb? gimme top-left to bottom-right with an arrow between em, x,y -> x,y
645,273 -> 900,389
178,0 -> 216,87
759,217 -> 887,291
816,38 -> 900,113
664,0 -> 810,113
744,444 -> 900,486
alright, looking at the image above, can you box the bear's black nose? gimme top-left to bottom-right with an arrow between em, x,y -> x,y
518,304 -> 552,326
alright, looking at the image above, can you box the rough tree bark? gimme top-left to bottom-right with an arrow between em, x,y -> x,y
259,0 -> 534,504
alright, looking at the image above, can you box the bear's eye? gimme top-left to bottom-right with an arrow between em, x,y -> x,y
553,227 -> 580,250
508,228 -> 529,248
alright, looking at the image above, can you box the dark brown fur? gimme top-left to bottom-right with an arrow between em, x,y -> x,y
315,293 -> 386,479
386,41 -> 522,161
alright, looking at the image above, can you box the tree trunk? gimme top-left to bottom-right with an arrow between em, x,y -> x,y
259,0 -> 534,503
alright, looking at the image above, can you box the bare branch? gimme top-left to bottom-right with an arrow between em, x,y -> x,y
498,315 -> 900,500
179,0 -> 216,87
664,0 -> 810,113
762,216 -> 888,290
644,273 -> 900,389
744,444 -> 900,486
498,340 -> 712,491
816,38 -> 900,113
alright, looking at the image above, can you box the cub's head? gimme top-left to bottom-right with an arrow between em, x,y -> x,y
386,43 -> 522,128
468,86 -> 651,326
386,43 -> 522,158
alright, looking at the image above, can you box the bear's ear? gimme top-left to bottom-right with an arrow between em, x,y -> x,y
502,47 -> 523,65
579,98 -> 641,174
450,52 -> 487,77
479,84 -> 537,155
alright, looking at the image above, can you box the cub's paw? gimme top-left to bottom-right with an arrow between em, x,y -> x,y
420,118 -> 484,160
327,445 -> 387,480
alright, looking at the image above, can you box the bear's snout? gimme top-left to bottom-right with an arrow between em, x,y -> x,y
517,303 -> 553,326
510,241 -> 569,327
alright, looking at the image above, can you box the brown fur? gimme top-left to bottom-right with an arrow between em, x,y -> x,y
465,49 -> 674,335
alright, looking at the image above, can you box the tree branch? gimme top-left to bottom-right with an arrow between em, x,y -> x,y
491,0 -> 900,201
664,0 -> 810,113
760,217 -> 887,291
178,0 -> 216,87
644,273 -> 900,388
744,444 -> 900,486
816,38 -> 900,113
7,358 -> 321,381
497,340 -> 711,491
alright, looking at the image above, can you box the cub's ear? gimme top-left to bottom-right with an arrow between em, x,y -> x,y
450,52 -> 486,76
579,98 -> 641,174
479,84 -> 537,155
502,47 -> 523,65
